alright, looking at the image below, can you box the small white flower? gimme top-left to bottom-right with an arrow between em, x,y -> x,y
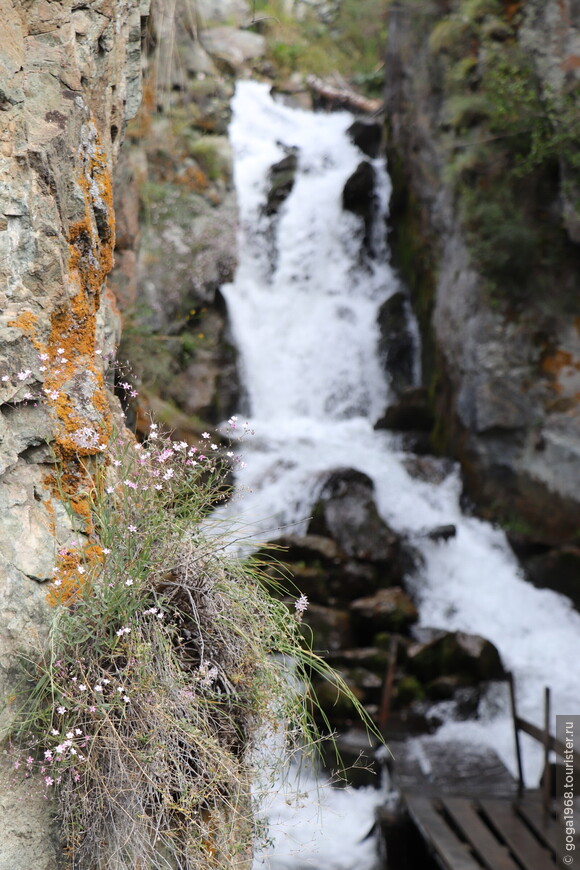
125,578 -> 133,586
77,566 -> 85,574
94,685 -> 103,693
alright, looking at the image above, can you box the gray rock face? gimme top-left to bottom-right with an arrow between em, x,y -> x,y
201,26 -> 266,72
0,1 -> 150,866
385,0 -> 580,543
196,0 -> 251,26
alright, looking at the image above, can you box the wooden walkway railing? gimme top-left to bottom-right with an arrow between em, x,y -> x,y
382,675 -> 579,870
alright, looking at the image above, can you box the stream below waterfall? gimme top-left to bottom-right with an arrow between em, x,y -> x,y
214,81 -> 580,869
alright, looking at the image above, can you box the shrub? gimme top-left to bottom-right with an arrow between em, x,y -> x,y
443,93 -> 491,131
429,17 -> 472,57
6,413 -> 370,868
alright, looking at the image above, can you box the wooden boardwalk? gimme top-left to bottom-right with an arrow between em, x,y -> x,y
383,737 -> 574,870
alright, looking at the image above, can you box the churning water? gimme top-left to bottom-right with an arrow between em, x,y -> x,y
218,81 -> 580,868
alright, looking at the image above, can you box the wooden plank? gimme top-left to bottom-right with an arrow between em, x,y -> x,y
515,798 -> 558,856
441,797 -> 522,870
480,798 -> 555,870
389,738 -> 517,798
515,718 -> 580,774
405,794 -> 483,870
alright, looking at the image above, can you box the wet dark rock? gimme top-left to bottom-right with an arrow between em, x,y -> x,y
400,431 -> 435,456
347,120 -> 382,159
326,646 -> 390,674
259,533 -> 391,604
407,630 -> 505,685
342,160 -> 376,221
309,469 -> 401,566
302,603 -> 352,652
395,675 -> 426,705
403,455 -> 455,484
523,546 -> 580,611
425,675 -> 462,701
350,588 -> 419,636
267,533 -> 344,565
377,291 -> 416,394
264,152 -> 298,216
426,524 -> 457,543
375,386 -> 434,432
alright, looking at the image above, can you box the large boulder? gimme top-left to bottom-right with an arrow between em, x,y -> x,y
264,152 -> 298,216
406,629 -> 505,685
201,27 -> 266,73
523,546 -> 580,611
347,120 -> 382,159
350,588 -> 419,636
342,160 -> 376,222
308,469 -> 401,566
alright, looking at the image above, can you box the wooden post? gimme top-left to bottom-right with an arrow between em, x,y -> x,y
508,672 -> 525,795
379,636 -> 398,733
543,686 -> 551,816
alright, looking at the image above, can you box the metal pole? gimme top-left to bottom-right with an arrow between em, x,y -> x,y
508,672 -> 525,795
543,686 -> 551,816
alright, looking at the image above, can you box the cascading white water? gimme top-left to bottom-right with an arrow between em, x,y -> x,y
218,81 -> 580,867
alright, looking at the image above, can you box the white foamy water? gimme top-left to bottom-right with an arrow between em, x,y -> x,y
218,81 -> 580,867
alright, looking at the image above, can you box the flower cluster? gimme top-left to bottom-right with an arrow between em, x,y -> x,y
294,593 -> 309,622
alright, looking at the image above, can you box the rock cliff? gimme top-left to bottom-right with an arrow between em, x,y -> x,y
385,0 -> 580,547
0,2 -> 149,866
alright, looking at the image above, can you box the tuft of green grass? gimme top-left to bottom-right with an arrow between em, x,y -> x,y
6,418 -> 379,868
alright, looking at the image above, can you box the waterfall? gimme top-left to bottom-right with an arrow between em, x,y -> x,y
218,81 -> 580,867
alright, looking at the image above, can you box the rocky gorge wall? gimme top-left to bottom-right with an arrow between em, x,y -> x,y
0,2 -> 149,866
384,0 -> 580,565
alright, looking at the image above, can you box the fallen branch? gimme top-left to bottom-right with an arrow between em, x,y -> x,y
306,74 -> 383,115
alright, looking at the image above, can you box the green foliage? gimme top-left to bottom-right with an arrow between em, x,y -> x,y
462,0 -> 502,20
443,93 -> 491,131
460,189 -> 540,291
256,0 -> 386,94
189,139 -> 225,182
429,0 -> 580,306
6,424 -> 378,868
429,17 -> 471,57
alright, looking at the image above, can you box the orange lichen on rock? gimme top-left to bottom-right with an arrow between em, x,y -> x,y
7,311 -> 41,349
46,547 -> 90,608
540,348 -> 580,398
45,119 -> 116,459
